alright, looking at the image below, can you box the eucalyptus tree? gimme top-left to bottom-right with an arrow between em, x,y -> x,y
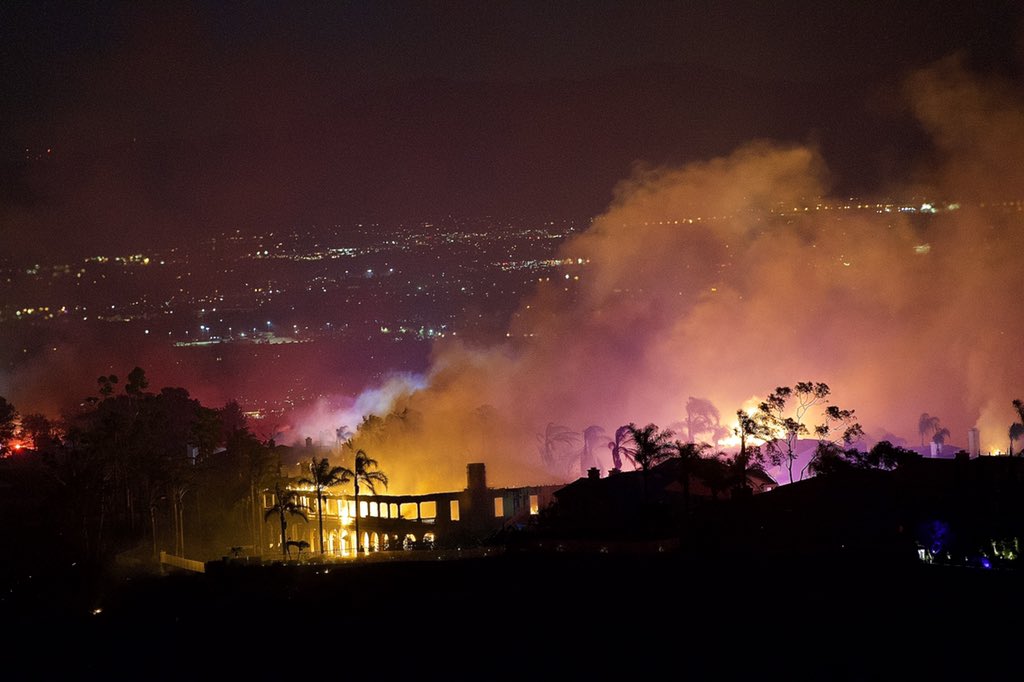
732,409 -> 769,493
754,382 -> 831,484
300,457 -> 350,555
804,405 -> 865,478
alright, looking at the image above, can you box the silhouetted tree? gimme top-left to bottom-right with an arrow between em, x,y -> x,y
918,413 -> 940,447
229,431 -> 279,554
674,441 -> 711,513
1009,400 -> 1024,456
862,440 -> 920,470
0,396 -> 17,456
685,397 -> 728,444
285,539 -> 310,559
697,452 -> 732,500
97,375 -> 118,398
812,439 -> 920,476
579,425 -> 607,475
125,366 -> 149,397
804,405 -> 864,478
755,382 -> 831,484
1010,424 -> 1024,457
338,443 -> 388,553
607,425 -> 631,471
732,410 -> 768,493
264,482 -> 308,559
805,443 -> 854,477
299,457 -> 350,555
536,422 -> 579,474
18,413 -> 57,452
218,400 -> 249,445
624,422 -> 674,503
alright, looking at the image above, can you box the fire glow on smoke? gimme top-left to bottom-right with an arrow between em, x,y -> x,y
280,58 -> 1024,494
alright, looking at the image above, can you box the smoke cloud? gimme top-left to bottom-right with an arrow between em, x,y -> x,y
324,57 -> 1024,492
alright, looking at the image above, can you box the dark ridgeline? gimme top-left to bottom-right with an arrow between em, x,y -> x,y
6,428 -> 1024,677
6,386 -> 1024,678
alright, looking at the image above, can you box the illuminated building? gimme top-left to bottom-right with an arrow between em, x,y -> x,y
263,462 -> 562,557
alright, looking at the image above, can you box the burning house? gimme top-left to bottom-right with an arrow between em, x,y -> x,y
264,462 -> 563,557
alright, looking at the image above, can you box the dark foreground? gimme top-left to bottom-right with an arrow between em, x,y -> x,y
5,548 -> 1021,680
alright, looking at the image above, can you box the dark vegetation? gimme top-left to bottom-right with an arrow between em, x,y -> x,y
4,379 -> 1024,677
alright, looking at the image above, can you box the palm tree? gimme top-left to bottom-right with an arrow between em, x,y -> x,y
607,425 -> 631,471
918,413 -> 940,447
579,425 -> 607,475
931,424 -> 950,456
264,482 -> 308,559
338,443 -> 388,554
299,457 -> 350,555
624,422 -> 674,502
536,422 -> 579,473
1011,400 -> 1024,456
1010,423 -> 1024,457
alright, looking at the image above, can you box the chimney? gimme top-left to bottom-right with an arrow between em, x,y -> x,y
968,428 -> 980,458
305,436 -> 313,449
587,467 -> 600,480
467,463 -> 487,491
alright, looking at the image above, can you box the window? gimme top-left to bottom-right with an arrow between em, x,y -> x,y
450,500 -> 460,521
400,502 -> 418,519
494,497 -> 504,517
419,500 -> 437,519
529,494 -> 539,515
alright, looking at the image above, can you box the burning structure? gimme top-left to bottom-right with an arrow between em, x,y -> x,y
262,462 -> 563,557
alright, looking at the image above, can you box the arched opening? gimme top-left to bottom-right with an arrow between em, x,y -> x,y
328,530 -> 338,554
371,532 -> 380,551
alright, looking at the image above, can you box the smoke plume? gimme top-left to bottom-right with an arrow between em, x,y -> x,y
330,57 -> 1024,492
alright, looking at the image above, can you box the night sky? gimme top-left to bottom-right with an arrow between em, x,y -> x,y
3,2 -> 1021,258
3,3 -> 1024,491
